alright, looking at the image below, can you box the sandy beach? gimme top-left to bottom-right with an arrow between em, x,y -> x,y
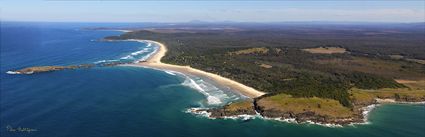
131,39 -> 265,98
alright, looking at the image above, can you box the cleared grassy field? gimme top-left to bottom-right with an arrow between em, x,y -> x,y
350,88 -> 425,105
302,47 -> 347,54
396,79 -> 425,90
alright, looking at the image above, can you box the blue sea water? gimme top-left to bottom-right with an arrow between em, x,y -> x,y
1,22 -> 424,137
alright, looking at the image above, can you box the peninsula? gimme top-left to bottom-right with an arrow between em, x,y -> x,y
104,25 -> 425,125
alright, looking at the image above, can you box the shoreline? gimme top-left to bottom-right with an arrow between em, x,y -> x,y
7,38 -> 424,127
128,39 -> 266,98
187,100 -> 425,127
5,38 -> 264,100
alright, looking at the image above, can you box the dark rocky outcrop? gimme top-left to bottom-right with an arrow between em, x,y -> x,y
100,62 -> 128,67
256,107 -> 364,125
208,101 -> 256,117
395,95 -> 425,102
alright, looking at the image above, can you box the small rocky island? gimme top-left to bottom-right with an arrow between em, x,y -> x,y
7,61 -> 131,75
9,64 -> 94,74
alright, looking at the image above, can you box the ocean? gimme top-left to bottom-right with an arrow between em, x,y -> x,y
1,22 -> 424,137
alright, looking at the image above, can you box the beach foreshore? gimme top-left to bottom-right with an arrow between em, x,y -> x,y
129,39 -> 266,98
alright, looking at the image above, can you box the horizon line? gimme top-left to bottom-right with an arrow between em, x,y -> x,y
2,20 -> 424,24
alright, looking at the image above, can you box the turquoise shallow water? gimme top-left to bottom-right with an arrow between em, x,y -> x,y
1,22 -> 424,137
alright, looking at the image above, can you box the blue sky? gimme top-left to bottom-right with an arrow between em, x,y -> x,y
1,0 -> 424,22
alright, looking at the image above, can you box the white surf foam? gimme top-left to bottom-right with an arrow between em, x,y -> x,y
263,117 -> 297,123
6,71 -> 21,75
135,46 -> 158,63
93,40 -> 157,64
94,59 -> 119,64
185,108 -> 346,128
120,48 -> 151,61
164,70 -> 177,76
184,108 -> 213,119
125,64 -> 242,107
130,48 -> 149,56
206,96 -> 222,105
182,77 -> 223,105
222,114 -> 259,121
360,104 -> 379,124
120,55 -> 134,60
118,40 -> 245,107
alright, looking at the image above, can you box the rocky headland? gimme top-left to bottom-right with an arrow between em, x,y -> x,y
205,90 -> 425,126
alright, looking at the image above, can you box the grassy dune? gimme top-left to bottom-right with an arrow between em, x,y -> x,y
257,94 -> 355,118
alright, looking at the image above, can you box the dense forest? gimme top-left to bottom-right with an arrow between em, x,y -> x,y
105,23 -> 425,107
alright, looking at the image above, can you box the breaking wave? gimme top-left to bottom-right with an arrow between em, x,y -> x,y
120,48 -> 150,60
164,70 -> 177,76
94,59 -> 119,64
135,46 -> 158,63
95,40 -> 245,110
6,71 -> 20,74
154,68 -> 245,106
93,41 -> 158,65
180,72 -> 244,106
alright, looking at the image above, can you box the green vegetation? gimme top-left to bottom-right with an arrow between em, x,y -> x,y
228,47 -> 269,55
257,94 -> 355,118
344,72 -> 406,89
14,64 -> 95,74
224,101 -> 254,112
105,25 -> 425,108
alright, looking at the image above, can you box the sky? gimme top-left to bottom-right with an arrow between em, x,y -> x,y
0,0 -> 424,23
